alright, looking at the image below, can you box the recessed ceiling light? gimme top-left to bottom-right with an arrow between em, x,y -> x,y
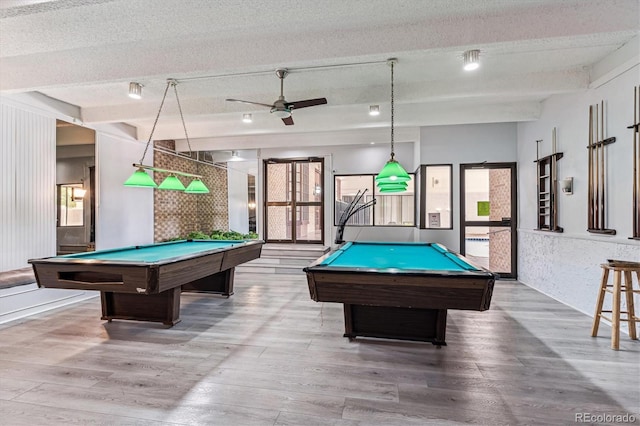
128,82 -> 143,99
463,49 -> 480,71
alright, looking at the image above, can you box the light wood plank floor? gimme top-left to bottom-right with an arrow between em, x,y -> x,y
1,274 -> 638,425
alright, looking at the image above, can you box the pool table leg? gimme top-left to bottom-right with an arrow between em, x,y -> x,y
100,287 -> 182,326
433,309 -> 447,347
181,268 -> 235,297
342,304 -> 447,346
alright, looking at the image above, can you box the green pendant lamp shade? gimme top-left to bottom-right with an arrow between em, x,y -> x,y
375,158 -> 411,184
185,178 -> 210,194
376,180 -> 408,193
378,184 -> 408,192
158,175 -> 186,191
377,180 -> 408,189
124,167 -> 158,188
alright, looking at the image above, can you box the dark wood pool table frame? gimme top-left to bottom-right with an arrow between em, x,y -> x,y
304,243 -> 495,346
29,240 -> 263,326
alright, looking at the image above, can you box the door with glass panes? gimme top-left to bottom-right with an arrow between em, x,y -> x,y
264,158 -> 324,244
460,162 -> 517,278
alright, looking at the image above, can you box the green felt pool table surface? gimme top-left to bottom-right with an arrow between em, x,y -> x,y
62,240 -> 249,264
317,241 -> 479,272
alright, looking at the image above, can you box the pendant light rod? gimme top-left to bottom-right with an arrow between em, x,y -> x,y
132,163 -> 203,179
173,59 -> 390,83
138,80 -> 171,165
137,78 -> 194,165
171,79 -> 194,155
388,58 -> 397,160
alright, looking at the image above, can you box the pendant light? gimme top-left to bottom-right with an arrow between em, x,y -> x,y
185,178 -> 210,193
375,58 -> 410,192
158,174 -> 186,191
124,79 -> 210,193
123,166 -> 158,188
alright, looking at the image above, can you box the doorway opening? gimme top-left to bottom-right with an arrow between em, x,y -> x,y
460,162 -> 517,278
56,120 -> 96,254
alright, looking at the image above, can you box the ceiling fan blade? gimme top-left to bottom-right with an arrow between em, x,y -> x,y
282,116 -> 294,126
286,98 -> 327,110
225,98 -> 274,108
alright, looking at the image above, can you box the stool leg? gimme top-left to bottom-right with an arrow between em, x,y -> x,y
591,267 -> 609,337
611,270 -> 622,350
624,270 -> 637,340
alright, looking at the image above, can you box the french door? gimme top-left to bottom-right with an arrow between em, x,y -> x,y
460,162 -> 517,279
264,158 -> 324,244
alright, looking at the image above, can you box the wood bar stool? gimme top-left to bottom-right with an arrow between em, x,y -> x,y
591,260 -> 640,350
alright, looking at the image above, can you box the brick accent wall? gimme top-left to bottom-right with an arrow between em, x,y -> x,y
153,141 -> 229,242
488,168 -> 511,272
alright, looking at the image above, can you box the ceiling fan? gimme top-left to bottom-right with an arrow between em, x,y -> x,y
226,69 -> 327,125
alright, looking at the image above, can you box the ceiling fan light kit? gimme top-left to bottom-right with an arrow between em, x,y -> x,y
270,108 -> 291,119
226,68 -> 327,126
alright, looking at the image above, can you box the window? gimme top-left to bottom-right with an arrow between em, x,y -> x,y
57,183 -> 85,227
418,164 -> 452,229
334,174 -> 415,226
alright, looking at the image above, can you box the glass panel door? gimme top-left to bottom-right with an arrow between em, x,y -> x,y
264,158 -> 324,243
460,163 -> 517,278
294,161 -> 323,242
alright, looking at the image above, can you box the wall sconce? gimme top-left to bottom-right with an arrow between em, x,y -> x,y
369,105 -> 380,116
72,187 -> 86,201
560,177 -> 573,195
242,113 -> 253,123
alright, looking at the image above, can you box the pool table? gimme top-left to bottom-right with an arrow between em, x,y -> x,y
304,241 -> 495,345
29,239 -> 263,326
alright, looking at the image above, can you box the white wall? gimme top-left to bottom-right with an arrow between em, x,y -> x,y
95,133 -> 154,249
0,99 -> 56,271
517,63 -> 640,317
417,123 -> 518,251
227,161 -> 256,234
1,93 -> 152,270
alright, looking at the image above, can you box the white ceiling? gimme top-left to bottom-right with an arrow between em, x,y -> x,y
1,0 -> 638,149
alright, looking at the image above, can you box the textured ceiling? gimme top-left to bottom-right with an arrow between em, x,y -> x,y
1,0 -> 638,148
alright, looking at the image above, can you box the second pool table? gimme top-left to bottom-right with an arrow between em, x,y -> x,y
304,241 -> 496,345
30,239 -> 263,326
